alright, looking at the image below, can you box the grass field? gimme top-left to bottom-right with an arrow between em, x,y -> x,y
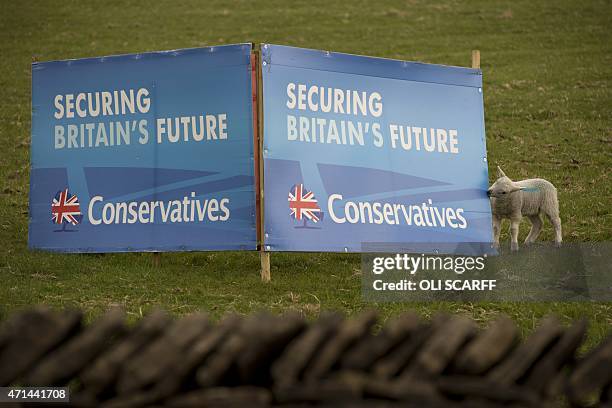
0,1 -> 610,347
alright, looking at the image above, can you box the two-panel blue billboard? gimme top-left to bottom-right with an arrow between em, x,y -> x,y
261,44 -> 493,253
29,44 -> 257,252
30,43 -> 493,254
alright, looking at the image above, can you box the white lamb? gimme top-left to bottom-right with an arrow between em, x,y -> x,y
487,166 -> 562,251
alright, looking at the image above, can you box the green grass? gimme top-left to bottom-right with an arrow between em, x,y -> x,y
0,1 -> 610,347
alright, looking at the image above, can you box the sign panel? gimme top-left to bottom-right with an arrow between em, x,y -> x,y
30,44 -> 257,252
261,44 -> 493,253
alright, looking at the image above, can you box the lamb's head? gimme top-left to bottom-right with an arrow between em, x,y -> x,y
487,166 -> 522,198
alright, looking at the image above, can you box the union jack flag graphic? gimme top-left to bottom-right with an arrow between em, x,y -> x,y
51,189 -> 82,226
288,184 -> 321,223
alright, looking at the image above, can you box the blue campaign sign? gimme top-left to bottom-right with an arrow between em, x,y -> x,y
30,44 -> 257,252
261,44 -> 493,254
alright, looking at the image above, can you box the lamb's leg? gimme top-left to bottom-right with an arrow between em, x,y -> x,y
546,213 -> 562,247
492,215 -> 501,249
525,214 -> 542,244
509,218 -> 520,252
543,191 -> 562,247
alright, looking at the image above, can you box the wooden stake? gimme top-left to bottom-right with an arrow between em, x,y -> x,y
472,50 -> 481,69
260,251 -> 271,282
254,45 -> 271,283
152,252 -> 161,267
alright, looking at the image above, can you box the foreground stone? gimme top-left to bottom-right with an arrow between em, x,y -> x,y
0,308 -> 609,407
0,307 -> 82,385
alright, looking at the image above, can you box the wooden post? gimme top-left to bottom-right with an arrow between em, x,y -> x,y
260,251 -> 271,282
254,45 -> 271,282
152,252 -> 161,267
472,49 -> 480,69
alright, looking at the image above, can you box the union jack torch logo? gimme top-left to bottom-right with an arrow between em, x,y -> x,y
51,188 -> 82,226
288,184 -> 321,223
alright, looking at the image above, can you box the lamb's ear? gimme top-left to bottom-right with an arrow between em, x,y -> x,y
497,166 -> 506,178
510,186 -> 523,193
